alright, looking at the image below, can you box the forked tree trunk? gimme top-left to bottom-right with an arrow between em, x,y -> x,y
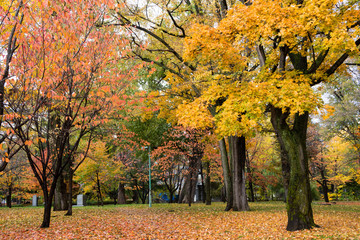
230,136 -> 250,211
271,107 -> 317,231
219,138 -> 233,211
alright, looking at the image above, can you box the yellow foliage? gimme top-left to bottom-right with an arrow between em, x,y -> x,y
178,0 -> 360,137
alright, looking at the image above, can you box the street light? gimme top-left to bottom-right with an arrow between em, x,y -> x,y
144,146 -> 152,207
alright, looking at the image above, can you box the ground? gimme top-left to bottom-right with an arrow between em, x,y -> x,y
0,202 -> 359,239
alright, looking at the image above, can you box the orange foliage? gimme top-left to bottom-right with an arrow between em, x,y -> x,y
0,203 -> 360,239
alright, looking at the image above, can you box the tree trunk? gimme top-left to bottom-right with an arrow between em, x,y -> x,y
65,169 -> 73,216
178,178 -> 187,203
54,168 -> 69,211
219,138 -> 233,211
278,140 -> 290,202
320,169 -> 329,202
132,190 -> 139,203
117,182 -> 126,204
6,184 -> 12,208
96,172 -> 103,206
188,172 -> 193,207
0,161 -> 8,172
204,161 -> 211,205
271,107 -> 317,231
200,164 -> 206,203
246,156 -> 255,202
188,158 -> 198,206
169,190 -> 174,203
230,136 -> 250,211
41,200 -> 52,228
40,187 -> 53,228
248,179 -> 255,202
179,172 -> 197,205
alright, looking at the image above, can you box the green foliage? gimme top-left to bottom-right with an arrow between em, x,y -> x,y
337,180 -> 360,201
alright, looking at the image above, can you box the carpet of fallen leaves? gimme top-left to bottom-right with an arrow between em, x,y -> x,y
0,202 -> 359,239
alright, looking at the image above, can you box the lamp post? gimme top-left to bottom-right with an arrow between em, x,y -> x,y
145,146 -> 152,207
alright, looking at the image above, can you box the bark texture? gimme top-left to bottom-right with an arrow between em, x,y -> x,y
117,182 -> 127,204
230,136 -> 250,211
271,107 -> 317,231
65,169 -> 74,216
54,173 -> 69,211
219,138 -> 233,211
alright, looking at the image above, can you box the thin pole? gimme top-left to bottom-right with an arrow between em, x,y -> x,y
148,146 -> 152,207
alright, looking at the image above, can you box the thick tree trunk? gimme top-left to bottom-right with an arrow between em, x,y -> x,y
65,169 -> 73,216
204,161 -> 211,205
117,182 -> 126,204
278,140 -> 290,202
271,107 -> 317,231
230,136 -> 250,211
219,138 -> 233,211
54,167 -> 69,211
179,173 -> 197,204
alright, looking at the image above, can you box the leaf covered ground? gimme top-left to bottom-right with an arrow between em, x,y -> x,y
0,202 -> 359,239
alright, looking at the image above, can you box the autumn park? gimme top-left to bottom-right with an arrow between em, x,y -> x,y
1,0 -> 360,239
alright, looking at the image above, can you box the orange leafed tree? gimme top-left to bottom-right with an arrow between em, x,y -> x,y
4,0 -> 135,228
0,0 -> 24,172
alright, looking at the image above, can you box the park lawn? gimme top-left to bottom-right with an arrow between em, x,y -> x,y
0,202 -> 359,239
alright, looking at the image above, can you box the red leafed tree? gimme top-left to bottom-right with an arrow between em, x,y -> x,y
152,126 -> 206,206
117,150 -> 150,204
4,0 -> 135,228
112,124 -> 151,204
